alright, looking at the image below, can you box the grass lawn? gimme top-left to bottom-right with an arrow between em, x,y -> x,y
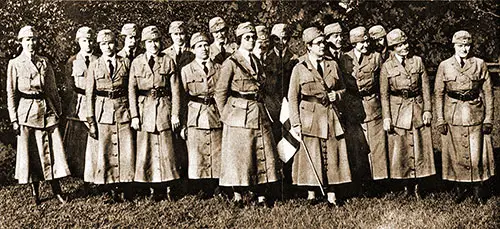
0,176 -> 498,228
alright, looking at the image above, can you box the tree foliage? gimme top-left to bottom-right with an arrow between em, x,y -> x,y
0,0 -> 498,144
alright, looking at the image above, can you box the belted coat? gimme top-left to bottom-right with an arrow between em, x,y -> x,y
7,52 -> 70,183
380,54 -> 435,179
288,55 -> 351,185
435,56 -> 495,182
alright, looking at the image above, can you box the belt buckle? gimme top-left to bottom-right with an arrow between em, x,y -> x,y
459,92 -> 466,101
203,96 -> 211,105
321,97 -> 330,106
150,88 -> 158,98
401,90 -> 410,99
108,90 -> 116,98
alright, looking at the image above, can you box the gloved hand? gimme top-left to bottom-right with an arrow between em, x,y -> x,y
422,111 -> 432,126
131,117 -> 140,130
12,121 -> 20,136
383,118 -> 393,133
180,127 -> 188,140
87,116 -> 98,139
437,123 -> 448,135
482,123 -> 493,135
327,91 -> 337,102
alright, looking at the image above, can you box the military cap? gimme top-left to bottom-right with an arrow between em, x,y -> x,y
209,17 -> 226,33
302,27 -> 324,44
97,29 -> 115,43
120,23 -> 138,37
452,30 -> 472,44
17,26 -> 38,40
190,32 -> 209,48
368,25 -> 386,40
75,26 -> 92,41
349,26 -> 368,44
169,21 -> 185,34
235,22 -> 256,37
141,26 -> 161,41
386,28 -> 407,47
255,25 -> 269,41
324,23 -> 342,37
271,23 -> 289,38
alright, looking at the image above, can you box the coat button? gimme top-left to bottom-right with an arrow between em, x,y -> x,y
465,166 -> 470,170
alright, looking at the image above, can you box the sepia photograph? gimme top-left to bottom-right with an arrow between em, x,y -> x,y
0,0 -> 498,228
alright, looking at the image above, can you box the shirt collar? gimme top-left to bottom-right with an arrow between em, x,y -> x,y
104,54 -> 116,63
454,54 -> 464,64
196,58 -> 210,68
274,47 -> 287,57
353,48 -> 362,60
394,53 -> 404,63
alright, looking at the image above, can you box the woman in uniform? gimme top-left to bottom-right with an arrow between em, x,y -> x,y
86,29 -> 135,202
215,22 -> 281,207
6,26 -> 70,205
128,26 -> 181,201
64,26 -> 98,190
180,32 -> 222,198
380,29 -> 435,199
288,27 -> 351,206
435,31 -> 494,205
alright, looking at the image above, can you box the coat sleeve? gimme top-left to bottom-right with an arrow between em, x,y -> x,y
86,61 -> 97,118
332,61 -> 346,100
288,65 -> 301,128
63,57 -> 76,117
169,58 -> 181,119
215,59 -> 233,113
6,60 -> 18,123
128,59 -> 139,119
434,62 -> 446,125
44,59 -> 62,116
379,63 -> 391,121
480,61 -> 494,124
180,64 -> 189,94
420,58 -> 432,112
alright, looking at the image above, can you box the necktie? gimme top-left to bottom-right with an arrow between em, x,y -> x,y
128,50 -> 134,61
85,56 -> 90,67
358,54 -> 363,65
401,57 -> 406,68
202,61 -> 209,75
176,48 -> 182,64
460,58 -> 465,68
220,42 -> 226,56
334,51 -> 339,60
148,56 -> 155,70
316,60 -> 323,77
108,59 -> 114,77
249,53 -> 256,72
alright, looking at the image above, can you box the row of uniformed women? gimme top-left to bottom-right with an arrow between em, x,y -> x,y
7,19 -> 495,207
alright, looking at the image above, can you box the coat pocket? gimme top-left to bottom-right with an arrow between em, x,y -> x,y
187,102 -> 202,127
221,98 -> 248,128
187,78 -> 205,94
299,101 -> 315,134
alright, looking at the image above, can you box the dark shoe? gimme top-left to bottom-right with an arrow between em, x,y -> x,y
472,186 -> 486,205
327,199 -> 344,208
307,198 -> 320,206
403,186 -> 412,199
454,186 -> 469,204
33,196 -> 41,206
231,198 -> 244,208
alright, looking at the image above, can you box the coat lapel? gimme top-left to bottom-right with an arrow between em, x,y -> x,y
234,51 -> 256,76
304,57 -> 325,87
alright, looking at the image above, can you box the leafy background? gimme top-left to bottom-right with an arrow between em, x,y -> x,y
0,0 -> 498,145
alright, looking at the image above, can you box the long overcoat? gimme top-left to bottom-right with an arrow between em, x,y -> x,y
288,55 -> 351,186
380,54 -> 435,179
435,56 -> 495,182
339,50 -> 384,180
86,55 -> 135,184
181,59 -> 222,179
7,52 -> 70,184
215,50 -> 281,186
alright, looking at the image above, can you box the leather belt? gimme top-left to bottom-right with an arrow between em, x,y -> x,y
95,89 -> 127,99
230,91 -> 263,102
73,86 -> 85,95
301,95 -> 329,106
188,95 -> 216,105
138,87 -> 170,98
390,89 -> 419,99
19,92 -> 44,99
358,87 -> 379,97
447,90 -> 479,101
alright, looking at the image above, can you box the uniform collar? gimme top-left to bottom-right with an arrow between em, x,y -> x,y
394,53 -> 404,63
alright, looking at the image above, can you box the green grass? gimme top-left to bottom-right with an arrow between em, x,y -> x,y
0,177 -> 498,228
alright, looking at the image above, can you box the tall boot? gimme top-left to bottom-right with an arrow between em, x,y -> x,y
122,183 -> 134,202
31,182 -> 41,205
454,182 -> 469,204
50,180 -> 67,204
